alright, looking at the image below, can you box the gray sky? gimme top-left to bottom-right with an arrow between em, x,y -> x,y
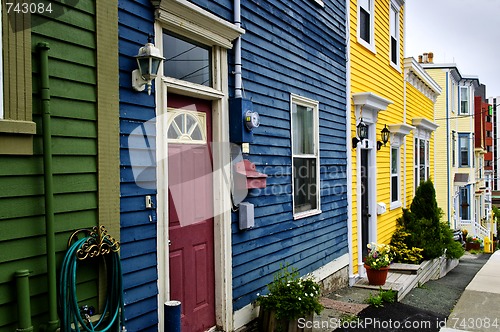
405,0 -> 500,98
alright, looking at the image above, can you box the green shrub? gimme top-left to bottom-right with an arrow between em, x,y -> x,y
390,229 -> 424,264
256,264 -> 323,320
392,180 -> 463,261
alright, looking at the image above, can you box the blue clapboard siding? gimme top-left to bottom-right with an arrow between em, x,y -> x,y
189,0 -> 349,311
118,0 -> 158,330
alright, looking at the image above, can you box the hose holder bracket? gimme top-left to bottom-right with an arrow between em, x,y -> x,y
68,225 -> 120,260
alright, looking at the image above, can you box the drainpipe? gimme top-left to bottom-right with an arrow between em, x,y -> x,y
15,270 -> 33,332
234,0 -> 242,98
344,0 -> 355,286
446,72 -> 450,227
38,42 -> 59,331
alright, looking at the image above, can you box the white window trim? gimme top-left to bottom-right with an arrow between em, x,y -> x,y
389,1 -> 401,71
459,86 -> 470,115
166,108 -> 207,144
414,137 -> 430,190
458,132 -> 471,167
290,93 -> 321,219
357,0 -> 376,53
387,123 -> 413,210
390,146 -> 402,210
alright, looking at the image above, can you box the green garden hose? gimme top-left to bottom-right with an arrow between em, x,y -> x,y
59,236 -> 126,332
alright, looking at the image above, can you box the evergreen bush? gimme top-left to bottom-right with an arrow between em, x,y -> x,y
391,180 -> 463,262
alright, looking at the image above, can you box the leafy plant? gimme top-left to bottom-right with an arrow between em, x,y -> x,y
466,236 -> 482,244
366,293 -> 384,308
256,264 -> 323,320
392,180 -> 464,261
390,229 -> 424,264
366,288 -> 397,307
379,288 -> 397,303
364,243 -> 394,269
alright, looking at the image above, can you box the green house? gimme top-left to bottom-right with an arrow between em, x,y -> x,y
0,1 -> 119,330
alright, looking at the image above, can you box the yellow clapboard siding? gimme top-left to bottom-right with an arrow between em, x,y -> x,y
349,0 -> 407,274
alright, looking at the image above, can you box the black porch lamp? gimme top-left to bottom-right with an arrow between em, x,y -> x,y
132,36 -> 165,95
376,125 -> 390,150
352,118 -> 368,149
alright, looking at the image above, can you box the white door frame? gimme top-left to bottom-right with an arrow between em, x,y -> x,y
154,22 -> 236,331
356,124 -> 377,275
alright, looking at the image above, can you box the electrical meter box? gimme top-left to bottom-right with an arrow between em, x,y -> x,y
229,98 -> 255,143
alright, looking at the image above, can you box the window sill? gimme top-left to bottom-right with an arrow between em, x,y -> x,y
357,38 -> 376,55
390,201 -> 402,210
293,209 -> 322,220
0,119 -> 36,155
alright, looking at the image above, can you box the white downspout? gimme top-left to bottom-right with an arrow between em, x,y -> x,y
234,0 -> 243,98
345,0 -> 355,286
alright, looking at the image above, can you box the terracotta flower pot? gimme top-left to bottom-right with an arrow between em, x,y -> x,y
364,264 -> 389,286
465,242 -> 481,251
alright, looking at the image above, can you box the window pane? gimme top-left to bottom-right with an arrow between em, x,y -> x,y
391,175 -> 398,202
391,148 -> 398,174
360,8 -> 370,43
460,135 -> 469,166
292,104 -> 314,155
391,37 -> 397,64
163,32 -> 211,86
460,87 -> 469,114
293,158 -> 317,213
414,138 -> 418,165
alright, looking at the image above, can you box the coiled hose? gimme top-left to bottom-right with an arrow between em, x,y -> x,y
59,236 -> 125,332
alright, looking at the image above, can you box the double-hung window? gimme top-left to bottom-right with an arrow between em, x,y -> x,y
459,86 -> 469,115
460,186 -> 470,220
291,94 -> 320,218
389,2 -> 400,68
358,0 -> 375,51
414,137 -> 430,189
0,6 -> 35,154
390,147 -> 401,208
458,133 -> 471,167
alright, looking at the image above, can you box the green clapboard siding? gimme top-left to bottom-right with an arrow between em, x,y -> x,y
0,0 -> 110,329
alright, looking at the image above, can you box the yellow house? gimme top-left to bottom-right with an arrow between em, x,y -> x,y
420,60 -> 487,237
347,0 -> 440,280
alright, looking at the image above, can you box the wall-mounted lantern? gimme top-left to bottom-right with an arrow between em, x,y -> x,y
376,125 -> 390,150
132,37 -> 165,95
352,118 -> 368,149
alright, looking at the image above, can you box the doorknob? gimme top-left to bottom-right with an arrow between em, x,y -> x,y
168,240 -> 171,246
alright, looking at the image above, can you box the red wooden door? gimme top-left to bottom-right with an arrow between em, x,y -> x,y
167,94 -> 215,332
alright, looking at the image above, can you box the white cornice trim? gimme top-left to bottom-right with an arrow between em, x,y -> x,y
388,123 -> 414,147
404,57 -> 441,102
388,123 -> 415,136
352,92 -> 393,111
352,92 -> 393,124
412,117 -> 439,132
152,0 -> 245,49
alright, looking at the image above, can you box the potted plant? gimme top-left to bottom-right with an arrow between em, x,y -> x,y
364,242 -> 394,285
465,236 -> 482,251
257,264 -> 323,332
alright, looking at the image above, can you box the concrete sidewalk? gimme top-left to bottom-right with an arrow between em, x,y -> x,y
441,251 -> 500,332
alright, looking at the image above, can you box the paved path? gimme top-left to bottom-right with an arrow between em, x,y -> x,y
315,252 -> 491,331
441,251 -> 500,332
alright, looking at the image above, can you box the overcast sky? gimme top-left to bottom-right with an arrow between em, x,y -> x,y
405,0 -> 500,98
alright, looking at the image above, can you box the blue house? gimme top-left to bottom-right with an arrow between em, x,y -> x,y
119,0 -> 349,330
